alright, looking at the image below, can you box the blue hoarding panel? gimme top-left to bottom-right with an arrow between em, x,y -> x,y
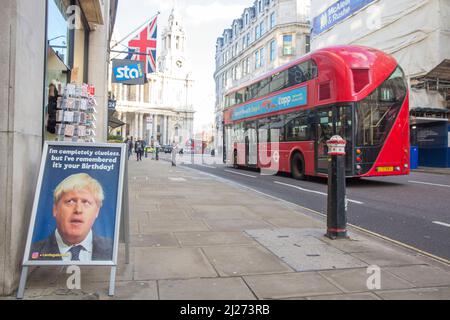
312,0 -> 376,37
232,86 -> 308,121
417,122 -> 449,168
410,146 -> 418,170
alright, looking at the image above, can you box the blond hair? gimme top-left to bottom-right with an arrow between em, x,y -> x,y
54,173 -> 104,207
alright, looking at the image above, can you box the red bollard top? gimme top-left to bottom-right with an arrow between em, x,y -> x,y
327,135 -> 347,156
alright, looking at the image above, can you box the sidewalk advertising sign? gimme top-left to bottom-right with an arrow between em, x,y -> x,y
112,59 -> 145,85
22,142 -> 126,267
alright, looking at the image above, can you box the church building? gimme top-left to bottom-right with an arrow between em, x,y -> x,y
112,9 -> 195,145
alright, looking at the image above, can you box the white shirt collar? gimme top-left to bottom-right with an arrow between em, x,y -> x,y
55,229 -> 93,257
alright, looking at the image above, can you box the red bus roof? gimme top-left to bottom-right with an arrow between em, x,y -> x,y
224,45 -> 398,97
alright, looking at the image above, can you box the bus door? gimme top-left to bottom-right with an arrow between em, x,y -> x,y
316,106 -> 354,175
245,122 -> 257,166
316,108 -> 333,173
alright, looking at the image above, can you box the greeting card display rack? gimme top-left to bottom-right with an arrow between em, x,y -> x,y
55,83 -> 97,143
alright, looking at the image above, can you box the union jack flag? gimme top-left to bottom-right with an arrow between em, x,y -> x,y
126,16 -> 158,74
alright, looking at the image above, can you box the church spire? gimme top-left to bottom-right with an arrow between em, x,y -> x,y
158,6 -> 189,76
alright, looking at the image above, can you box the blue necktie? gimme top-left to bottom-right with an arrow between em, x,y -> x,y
69,245 -> 84,261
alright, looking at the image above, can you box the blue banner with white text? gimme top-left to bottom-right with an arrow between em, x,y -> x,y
312,0 -> 376,37
232,86 -> 308,121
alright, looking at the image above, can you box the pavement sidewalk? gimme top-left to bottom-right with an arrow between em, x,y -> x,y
412,167 -> 450,175
12,158 -> 450,300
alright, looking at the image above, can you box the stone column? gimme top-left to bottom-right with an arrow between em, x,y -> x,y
139,113 -> 144,139
0,0 -> 46,295
162,116 -> 167,145
153,114 -> 159,143
122,113 -> 127,140
134,113 -> 139,138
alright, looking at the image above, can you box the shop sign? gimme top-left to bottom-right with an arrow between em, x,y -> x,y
112,59 -> 145,85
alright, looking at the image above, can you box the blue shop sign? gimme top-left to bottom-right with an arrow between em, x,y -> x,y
312,0 -> 376,37
232,86 -> 308,121
112,59 -> 145,85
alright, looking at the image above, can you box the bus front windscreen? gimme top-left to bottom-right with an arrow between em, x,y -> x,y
355,67 -> 407,174
356,67 -> 407,147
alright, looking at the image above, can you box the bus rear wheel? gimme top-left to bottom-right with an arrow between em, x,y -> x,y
291,153 -> 306,180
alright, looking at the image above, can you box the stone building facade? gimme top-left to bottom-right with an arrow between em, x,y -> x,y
213,0 -> 311,156
112,9 -> 195,146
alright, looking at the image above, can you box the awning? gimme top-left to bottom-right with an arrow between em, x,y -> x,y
79,0 -> 104,27
108,110 -> 125,129
420,59 -> 450,81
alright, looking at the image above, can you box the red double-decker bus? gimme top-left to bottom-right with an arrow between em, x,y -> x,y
223,45 -> 410,179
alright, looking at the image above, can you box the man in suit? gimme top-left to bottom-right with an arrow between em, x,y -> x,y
30,173 -> 113,262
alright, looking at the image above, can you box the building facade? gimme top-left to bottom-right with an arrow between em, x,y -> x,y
310,0 -> 450,167
213,0 -> 311,157
0,0 -> 117,295
112,9 -> 195,146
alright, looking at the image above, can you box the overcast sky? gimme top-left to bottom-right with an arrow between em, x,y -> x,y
114,0 -> 250,132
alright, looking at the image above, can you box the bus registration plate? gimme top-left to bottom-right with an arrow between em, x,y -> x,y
376,166 -> 394,173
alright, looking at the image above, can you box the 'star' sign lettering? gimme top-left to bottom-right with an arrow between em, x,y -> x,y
112,59 -> 145,85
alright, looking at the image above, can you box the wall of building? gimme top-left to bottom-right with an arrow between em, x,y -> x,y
213,0 -> 311,154
88,0 -> 110,142
311,0 -> 450,79
0,0 -> 46,296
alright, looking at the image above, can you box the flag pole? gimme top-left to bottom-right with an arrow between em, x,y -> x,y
110,11 -> 160,51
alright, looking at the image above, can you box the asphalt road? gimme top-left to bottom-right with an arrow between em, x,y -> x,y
159,153 -> 450,261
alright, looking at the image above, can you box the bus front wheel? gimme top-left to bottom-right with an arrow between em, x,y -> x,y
291,153 -> 306,180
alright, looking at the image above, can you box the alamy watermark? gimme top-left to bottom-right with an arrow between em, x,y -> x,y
366,265 -> 381,290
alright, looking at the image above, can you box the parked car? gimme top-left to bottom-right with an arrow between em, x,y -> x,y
163,145 -> 173,153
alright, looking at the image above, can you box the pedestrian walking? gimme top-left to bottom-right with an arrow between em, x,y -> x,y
135,138 -> 144,162
171,140 -> 178,167
126,137 -> 133,160
143,139 -> 148,158
155,140 -> 160,161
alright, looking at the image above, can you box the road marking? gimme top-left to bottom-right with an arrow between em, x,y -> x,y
409,181 -> 450,188
182,165 -> 450,265
224,170 -> 258,178
274,181 -> 364,205
433,221 -> 450,228
169,177 -> 186,182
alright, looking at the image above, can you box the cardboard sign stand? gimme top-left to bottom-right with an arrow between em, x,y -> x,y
16,146 -> 131,299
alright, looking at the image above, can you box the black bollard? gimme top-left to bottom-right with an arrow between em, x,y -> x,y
326,136 -> 348,240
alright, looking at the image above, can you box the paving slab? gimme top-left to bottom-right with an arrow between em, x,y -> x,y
202,246 -> 293,276
375,287 -> 450,300
26,266 -> 64,288
138,219 -> 210,233
134,247 -> 217,280
246,229 -> 367,272
384,265 -> 450,287
243,272 -> 342,299
159,278 -> 256,300
350,249 -> 429,267
148,210 -> 191,220
23,288 -> 99,300
131,234 -> 179,248
306,292 -> 381,300
204,219 -> 274,231
318,268 -> 414,293
174,232 -> 255,247
94,281 -> 158,300
189,205 -> 259,220
265,217 -> 323,229
320,235 -> 388,254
